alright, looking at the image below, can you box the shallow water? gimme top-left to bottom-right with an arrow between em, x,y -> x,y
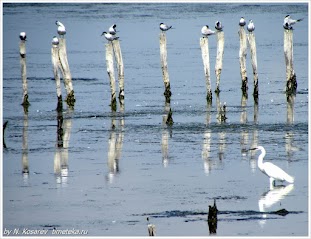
2,3 -> 309,237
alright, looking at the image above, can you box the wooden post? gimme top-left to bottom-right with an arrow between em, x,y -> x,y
215,30 -> 224,93
106,43 -> 117,111
247,32 -> 259,98
200,37 -> 212,102
19,37 -> 30,107
240,94 -> 248,155
58,38 -> 75,106
112,40 -> 125,101
239,26 -> 248,96
51,42 -> 63,112
284,29 -> 297,95
159,32 -> 172,101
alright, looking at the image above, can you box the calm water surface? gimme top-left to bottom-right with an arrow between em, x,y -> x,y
2,3 -> 309,237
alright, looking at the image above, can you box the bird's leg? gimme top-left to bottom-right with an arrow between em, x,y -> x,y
269,178 -> 275,190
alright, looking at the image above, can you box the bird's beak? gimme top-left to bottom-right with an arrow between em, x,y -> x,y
101,32 -> 104,36
249,148 -> 257,151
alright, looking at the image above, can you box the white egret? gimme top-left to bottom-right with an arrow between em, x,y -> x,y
146,217 -> 156,236
250,146 -> 294,187
159,23 -> 172,31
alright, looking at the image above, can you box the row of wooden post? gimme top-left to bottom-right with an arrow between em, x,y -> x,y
18,27 -> 297,114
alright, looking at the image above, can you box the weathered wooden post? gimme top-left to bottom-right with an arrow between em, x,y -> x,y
58,38 -> 75,107
19,32 -> 30,108
200,37 -> 212,102
105,43 -> 117,111
112,40 -> 124,101
238,24 -> 248,96
215,24 -> 224,93
207,199 -> 218,234
51,36 -> 63,112
284,29 -> 297,95
159,32 -> 172,101
247,29 -> 259,98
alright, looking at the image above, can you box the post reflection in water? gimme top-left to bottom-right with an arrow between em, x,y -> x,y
285,94 -> 298,160
22,107 -> 29,184
106,108 -> 124,183
54,109 -> 73,186
161,100 -> 172,167
240,93 -> 249,159
249,100 -> 259,171
258,184 -> 294,227
216,93 -> 226,161
202,99 -> 224,175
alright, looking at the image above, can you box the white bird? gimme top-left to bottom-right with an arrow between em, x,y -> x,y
239,17 -> 246,26
201,25 -> 215,37
52,36 -> 59,46
19,32 -> 26,41
250,146 -> 294,187
101,31 -> 119,41
283,15 -> 303,28
247,20 -> 255,32
159,23 -> 172,31
147,217 -> 156,236
215,21 -> 223,31
55,20 -> 66,37
109,24 -> 117,35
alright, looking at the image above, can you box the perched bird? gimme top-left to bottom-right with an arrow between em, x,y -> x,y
147,217 -> 156,236
108,24 -> 117,35
159,23 -> 172,31
250,146 -> 294,187
19,32 -> 27,41
247,20 -> 255,32
201,25 -> 215,37
52,36 -> 59,46
101,31 -> 119,41
55,20 -> 66,37
283,15 -> 303,28
239,17 -> 246,26
215,21 -> 223,31
283,22 -> 293,30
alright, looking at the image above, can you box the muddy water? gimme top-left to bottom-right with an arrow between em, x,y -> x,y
2,3 -> 309,237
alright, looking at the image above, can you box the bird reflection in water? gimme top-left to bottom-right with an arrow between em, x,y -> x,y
258,184 -> 294,227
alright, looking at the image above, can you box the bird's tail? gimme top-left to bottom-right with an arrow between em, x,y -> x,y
297,18 -> 303,22
284,174 -> 294,184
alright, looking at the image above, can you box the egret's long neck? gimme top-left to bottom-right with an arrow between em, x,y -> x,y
257,149 -> 266,171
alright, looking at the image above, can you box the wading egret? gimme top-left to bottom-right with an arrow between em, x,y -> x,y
250,146 -> 294,187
